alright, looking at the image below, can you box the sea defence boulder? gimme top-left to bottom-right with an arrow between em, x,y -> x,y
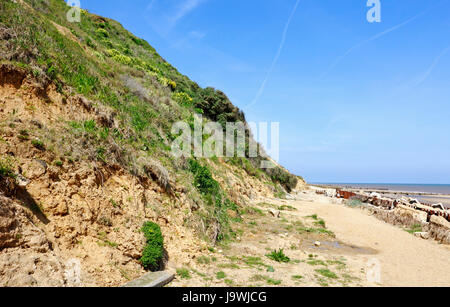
325,189 -> 450,244
370,205 -> 428,228
425,215 -> 450,245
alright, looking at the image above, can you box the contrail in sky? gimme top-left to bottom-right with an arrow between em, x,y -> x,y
246,0 -> 301,109
414,44 -> 450,87
320,0 -> 449,80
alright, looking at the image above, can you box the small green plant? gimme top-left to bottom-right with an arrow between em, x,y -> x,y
216,271 -> 226,279
176,268 -> 191,279
140,222 -> 164,271
297,226 -> 335,237
242,256 -> 268,268
109,199 -> 119,208
307,259 -> 327,266
0,156 -> 15,178
31,139 -> 45,150
315,269 -> 338,279
224,279 -> 234,286
292,275 -> 303,280
314,219 -> 326,228
267,278 -> 281,285
278,205 -> 296,211
405,224 -> 423,234
196,256 -> 211,265
18,129 -> 29,140
54,160 -> 63,167
266,249 -> 290,263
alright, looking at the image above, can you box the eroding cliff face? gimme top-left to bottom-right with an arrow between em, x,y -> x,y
0,195 -> 67,286
0,64 -> 277,286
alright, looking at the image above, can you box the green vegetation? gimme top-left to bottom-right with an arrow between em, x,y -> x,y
196,256 -> 211,265
267,278 -> 282,285
278,204 -> 296,211
315,269 -> 338,279
176,268 -> 191,279
140,222 -> 164,271
405,224 -> 423,234
216,271 -> 226,279
266,249 -> 290,263
242,256 -> 270,269
188,159 -> 238,242
0,155 -> 15,178
31,139 -> 45,150
297,226 -> 335,237
224,279 -> 234,286
250,275 -> 281,286
307,259 -> 328,266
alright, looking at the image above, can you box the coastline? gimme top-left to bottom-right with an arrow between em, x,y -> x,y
313,184 -> 450,208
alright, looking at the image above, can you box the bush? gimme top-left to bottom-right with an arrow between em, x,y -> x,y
140,222 -> 164,271
95,28 -> 109,38
188,159 -> 220,195
264,166 -> 298,192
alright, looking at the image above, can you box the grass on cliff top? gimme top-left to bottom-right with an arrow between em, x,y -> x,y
1,0 -> 298,192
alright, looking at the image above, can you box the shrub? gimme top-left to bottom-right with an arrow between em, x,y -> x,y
264,166 -> 298,192
140,221 -> 164,271
188,159 -> 220,195
172,92 -> 193,107
95,28 -> 109,38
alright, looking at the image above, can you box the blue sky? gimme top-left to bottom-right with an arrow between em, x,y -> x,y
80,0 -> 450,184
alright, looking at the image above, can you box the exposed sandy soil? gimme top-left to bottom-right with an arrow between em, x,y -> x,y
295,193 -> 450,287
170,191 -> 450,287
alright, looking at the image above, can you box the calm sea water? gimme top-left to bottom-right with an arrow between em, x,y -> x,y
313,183 -> 450,195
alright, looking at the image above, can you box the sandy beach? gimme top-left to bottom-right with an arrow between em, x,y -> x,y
294,193 -> 450,286
171,189 -> 450,287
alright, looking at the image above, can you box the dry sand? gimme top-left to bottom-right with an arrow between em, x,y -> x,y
293,193 -> 450,286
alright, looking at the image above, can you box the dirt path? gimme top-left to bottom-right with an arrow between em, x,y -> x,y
292,195 -> 450,286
